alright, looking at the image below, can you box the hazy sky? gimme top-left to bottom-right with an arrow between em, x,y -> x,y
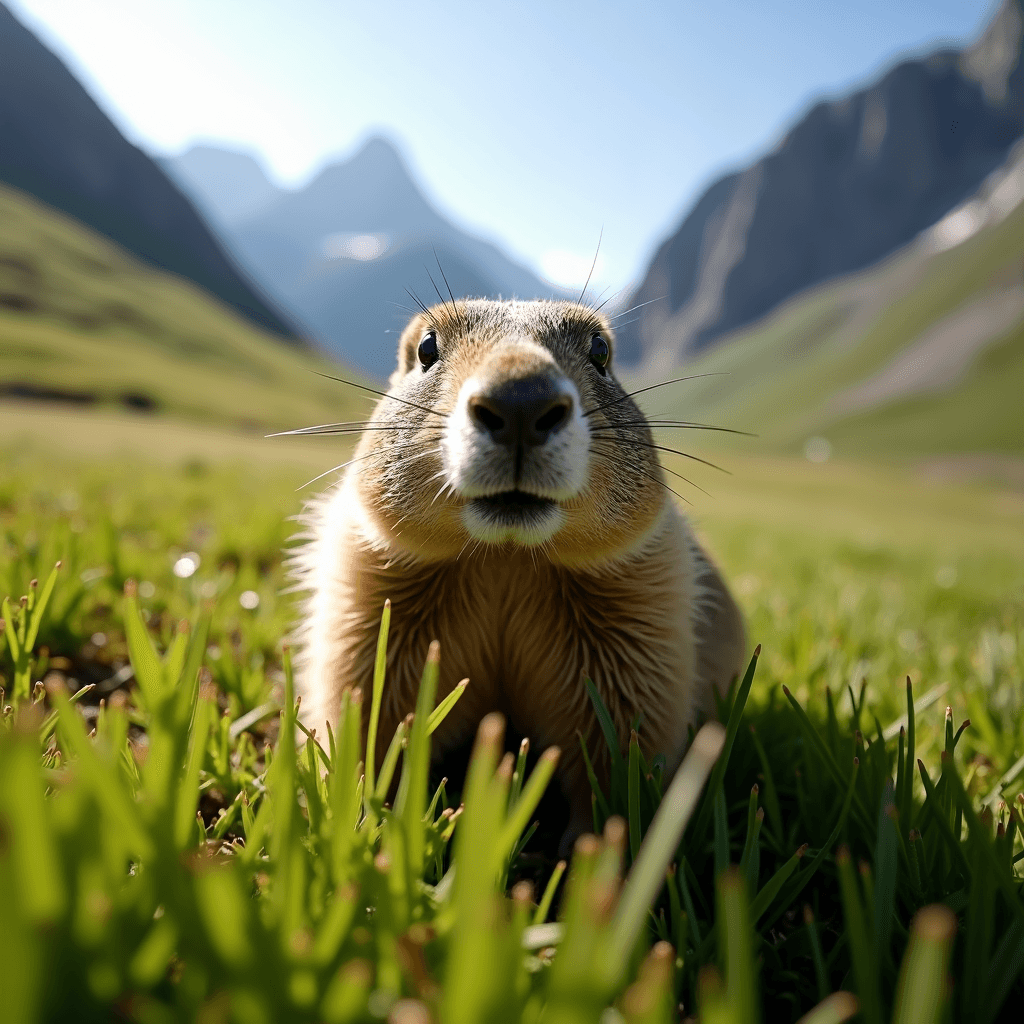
9,0 -> 996,293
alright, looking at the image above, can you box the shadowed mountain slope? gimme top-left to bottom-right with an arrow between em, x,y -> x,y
0,2 -> 298,341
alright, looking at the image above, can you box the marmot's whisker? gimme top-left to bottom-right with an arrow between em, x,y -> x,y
295,439 -> 440,491
582,372 -> 728,417
310,368 -> 449,418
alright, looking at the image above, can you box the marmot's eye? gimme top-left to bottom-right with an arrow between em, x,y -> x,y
589,333 -> 609,372
417,330 -> 438,370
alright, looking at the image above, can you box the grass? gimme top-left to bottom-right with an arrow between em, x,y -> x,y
0,184 -> 365,432
0,415 -> 1022,1021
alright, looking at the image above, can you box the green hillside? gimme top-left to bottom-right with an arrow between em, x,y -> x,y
0,183 -> 365,432
651,176 -> 1024,459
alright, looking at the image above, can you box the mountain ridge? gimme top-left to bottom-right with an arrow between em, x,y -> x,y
637,138 -> 1024,460
618,0 -> 1024,370
0,1 -> 299,342
166,135 -> 560,379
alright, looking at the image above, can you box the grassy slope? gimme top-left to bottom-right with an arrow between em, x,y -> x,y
646,196 -> 1024,458
0,184 -> 366,432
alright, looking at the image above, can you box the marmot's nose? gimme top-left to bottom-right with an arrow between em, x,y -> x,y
468,375 -> 573,447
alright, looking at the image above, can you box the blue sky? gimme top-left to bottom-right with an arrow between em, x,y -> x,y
10,0 -> 997,293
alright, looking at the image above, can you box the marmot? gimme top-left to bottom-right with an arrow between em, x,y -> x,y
292,298 -> 746,845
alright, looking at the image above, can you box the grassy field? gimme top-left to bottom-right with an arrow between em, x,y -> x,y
2,406 -> 1023,1021
3,405 -> 1021,786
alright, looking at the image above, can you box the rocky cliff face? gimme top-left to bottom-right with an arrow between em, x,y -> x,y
618,0 -> 1024,370
0,3 -> 298,340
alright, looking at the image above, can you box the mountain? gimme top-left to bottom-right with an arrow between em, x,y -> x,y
618,0 -> 1024,370
161,145 -> 280,227
165,137 -> 559,379
638,138 -> 1024,459
0,2 -> 298,342
0,181 -> 363,431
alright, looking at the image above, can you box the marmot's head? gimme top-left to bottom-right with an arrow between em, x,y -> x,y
353,299 -> 666,566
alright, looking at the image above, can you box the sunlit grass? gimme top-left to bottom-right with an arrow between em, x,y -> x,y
0,432 -> 1022,1021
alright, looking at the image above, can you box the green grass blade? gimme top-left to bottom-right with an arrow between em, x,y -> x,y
398,641 -> 440,880
426,775 -> 448,820
321,961 -> 372,1023
330,690 -> 362,881
533,859 -> 567,925
739,785 -> 760,878
873,779 -> 898,958
942,754 -> 1024,924
794,992 -> 859,1024
689,646 -> 760,854
174,606 -> 211,730
713,784 -> 730,878
508,737 -> 528,811
584,676 -> 625,770
128,919 -> 179,988
122,580 -> 164,709
718,867 -> 759,1024
49,680 -> 153,859
442,713 -> 506,1024
427,677 -> 468,735
493,747 -> 560,873
1,733 -> 66,923
803,906 -> 830,1003
836,845 -> 882,1024
163,621 -> 188,693
23,562 -> 60,653
916,759 -> 973,882
364,598 -> 391,803
762,760 -> 860,933
892,906 -> 956,1024
578,730 -> 611,825
749,725 -> 784,847
677,857 -> 704,950
194,868 -> 255,970
628,730 -> 642,862
374,717 -> 409,804
296,716 -> 332,771
174,692 -> 213,850
311,883 -> 359,967
895,725 -> 906,825
783,685 -> 871,832
605,722 -> 725,976
963,827 -> 997,1024
2,595 -> 21,661
749,843 -> 806,926
666,865 -> 683,947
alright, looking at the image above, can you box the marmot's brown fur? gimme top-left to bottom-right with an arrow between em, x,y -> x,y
292,299 -> 745,846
